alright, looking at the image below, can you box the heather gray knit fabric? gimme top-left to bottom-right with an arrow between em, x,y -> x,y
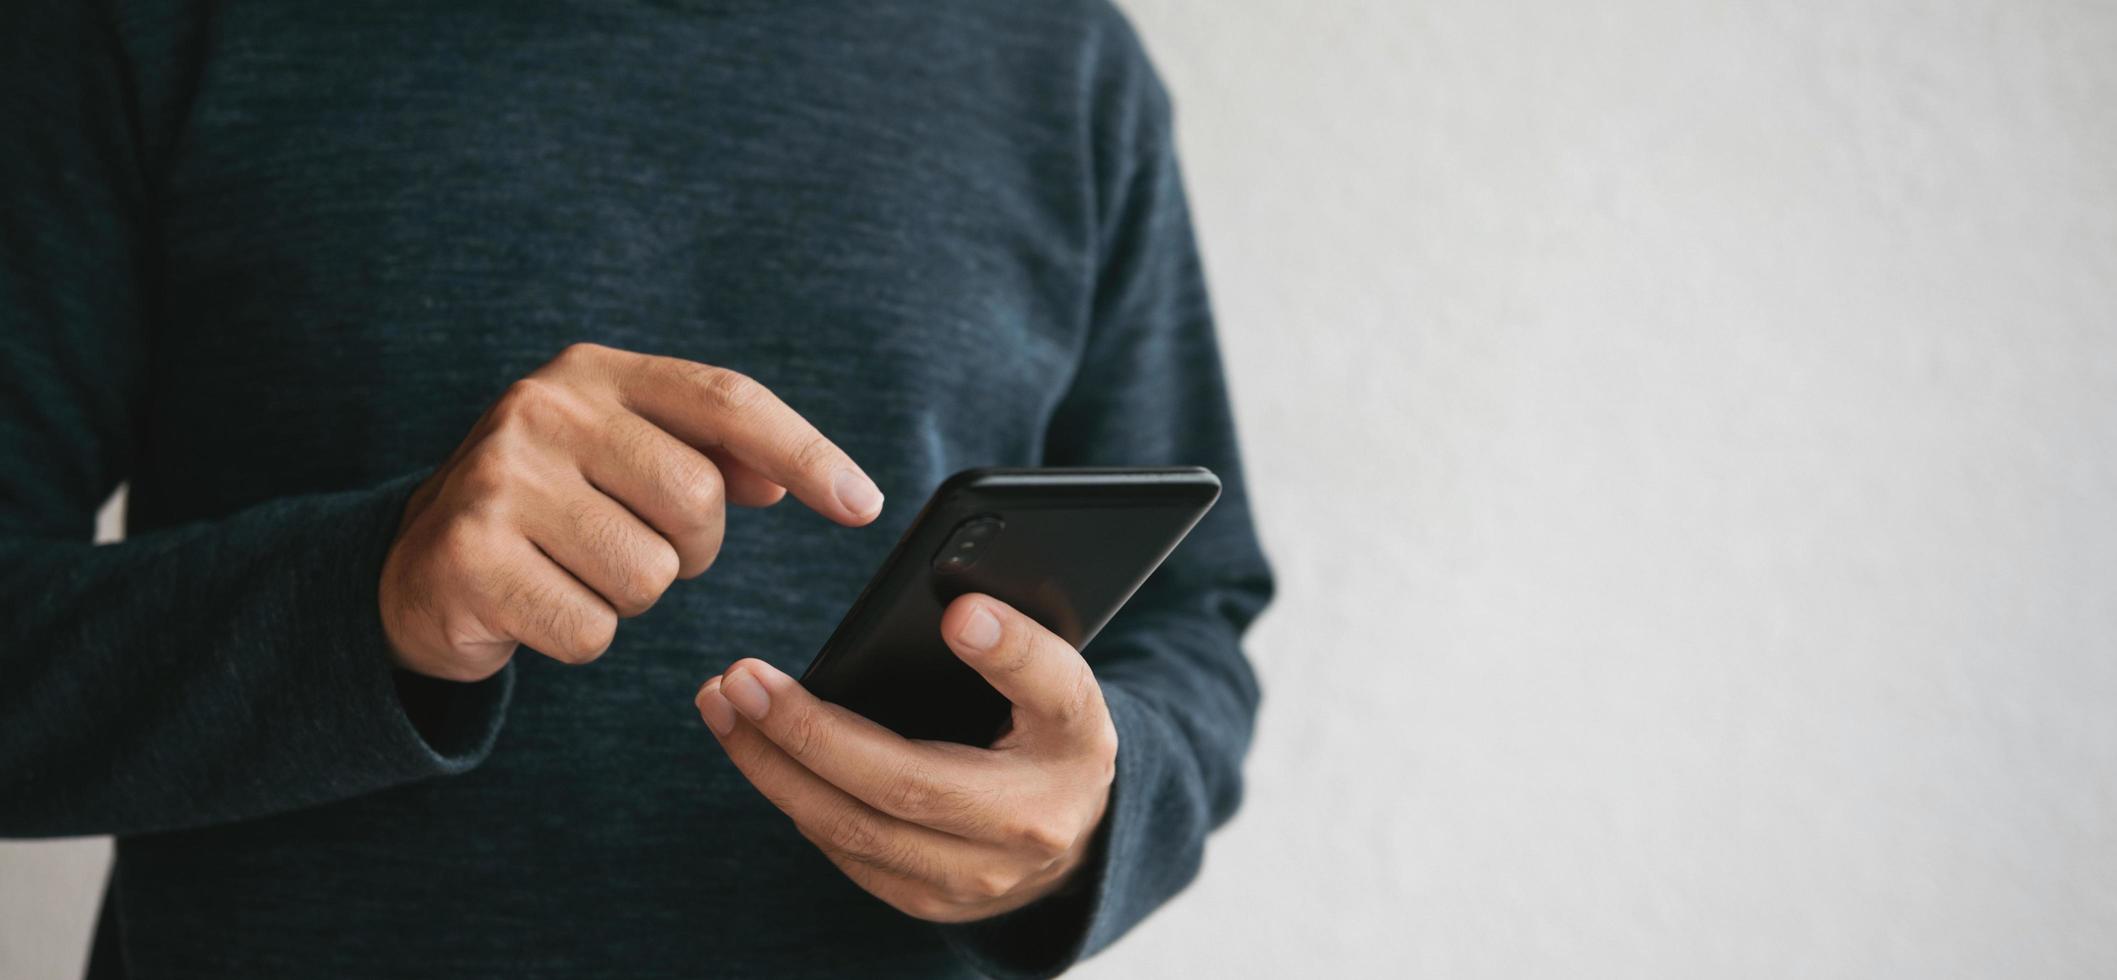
0,2 -> 1272,976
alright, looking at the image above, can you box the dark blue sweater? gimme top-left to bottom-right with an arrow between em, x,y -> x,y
0,1 -> 1272,976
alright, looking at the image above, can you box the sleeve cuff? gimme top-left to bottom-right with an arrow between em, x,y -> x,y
389,666 -> 513,772
299,470 -> 512,784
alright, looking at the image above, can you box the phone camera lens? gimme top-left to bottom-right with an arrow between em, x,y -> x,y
932,515 -> 1004,573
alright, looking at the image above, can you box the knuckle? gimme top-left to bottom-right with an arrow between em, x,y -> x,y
639,542 -> 681,598
882,767 -> 939,816
579,610 -> 619,658
453,545 -> 517,617
734,736 -> 788,779
496,376 -> 590,435
495,377 -> 555,423
606,588 -> 655,620
955,868 -> 1020,903
543,644 -> 593,666
560,493 -> 611,539
436,613 -> 493,655
884,767 -> 979,823
550,341 -> 608,372
430,517 -> 491,572
815,807 -> 934,884
452,450 -> 519,504
430,635 -> 514,682
882,771 -> 935,817
667,455 -> 727,521
562,501 -> 670,616
782,705 -> 831,761
1003,814 -> 1076,858
995,638 -> 1036,679
607,411 -> 663,466
1053,666 -> 1100,726
436,522 -> 515,596
697,366 -> 765,415
791,434 -> 840,476
821,806 -> 888,859
549,603 -> 617,663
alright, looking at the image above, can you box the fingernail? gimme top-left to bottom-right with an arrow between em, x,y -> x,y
834,468 -> 884,520
697,678 -> 736,736
723,668 -> 772,720
959,605 -> 1001,651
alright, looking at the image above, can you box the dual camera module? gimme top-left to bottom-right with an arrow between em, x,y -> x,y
931,515 -> 1005,574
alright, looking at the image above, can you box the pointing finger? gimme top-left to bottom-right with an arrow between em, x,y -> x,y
615,354 -> 881,526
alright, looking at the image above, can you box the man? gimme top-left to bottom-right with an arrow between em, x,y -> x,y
0,1 -> 1272,976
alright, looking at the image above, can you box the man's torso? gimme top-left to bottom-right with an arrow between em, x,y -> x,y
100,1 -> 1124,975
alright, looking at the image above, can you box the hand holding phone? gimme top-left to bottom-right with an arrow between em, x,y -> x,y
692,466 -> 1219,922
695,592 -> 1120,923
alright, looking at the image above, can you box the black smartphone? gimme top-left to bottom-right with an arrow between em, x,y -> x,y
800,466 -> 1221,746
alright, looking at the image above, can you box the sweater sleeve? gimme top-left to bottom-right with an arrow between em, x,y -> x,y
0,0 -> 511,838
941,11 -> 1274,973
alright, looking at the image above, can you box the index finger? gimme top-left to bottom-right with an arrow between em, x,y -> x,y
616,353 -> 882,526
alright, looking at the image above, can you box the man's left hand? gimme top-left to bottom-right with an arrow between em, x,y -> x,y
695,594 -> 1117,923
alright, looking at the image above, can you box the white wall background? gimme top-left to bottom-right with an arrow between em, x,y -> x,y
6,0 -> 2116,976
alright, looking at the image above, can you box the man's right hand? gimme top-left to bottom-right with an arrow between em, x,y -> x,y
379,343 -> 884,682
